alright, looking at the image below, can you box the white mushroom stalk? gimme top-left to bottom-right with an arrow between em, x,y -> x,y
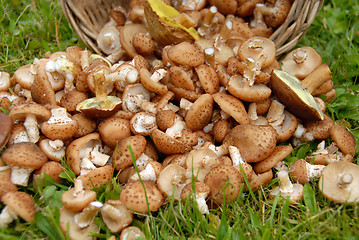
243,56 -> 266,86
23,113 -> 40,143
43,139 -> 66,160
0,206 -> 18,227
151,69 -> 167,82
277,170 -> 294,194
228,145 -> 245,167
73,179 -> 85,199
135,153 -> 153,171
165,115 -> 186,138
74,201 -> 103,228
130,163 -> 157,182
214,20 -> 232,49
54,55 -> 76,93
197,6 -> 218,36
305,161 -> 326,179
10,165 -> 34,187
78,140 -> 110,175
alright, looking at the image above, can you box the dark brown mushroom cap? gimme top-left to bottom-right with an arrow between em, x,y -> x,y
0,112 -> 12,149
101,200 -> 134,233
224,124 -> 277,163
330,125 -> 356,156
31,61 -> 57,105
2,191 -> 36,223
2,142 -> 47,169
270,70 -> 324,121
150,128 -> 191,155
9,102 -> 51,123
0,175 -> 17,201
41,116 -> 79,141
290,159 -> 309,185
185,94 -> 213,131
77,165 -> 114,189
304,114 -> 334,139
253,145 -> 293,174
34,161 -> 64,183
112,135 -> 147,171
76,96 -> 122,119
120,180 -> 164,213
204,165 -> 242,205
319,161 -> 359,203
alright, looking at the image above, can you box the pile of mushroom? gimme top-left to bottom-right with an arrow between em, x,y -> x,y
0,0 -> 358,238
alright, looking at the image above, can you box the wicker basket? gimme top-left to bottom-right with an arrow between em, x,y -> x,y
61,0 -> 324,57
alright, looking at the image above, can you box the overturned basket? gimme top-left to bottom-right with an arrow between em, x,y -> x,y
61,0 -> 324,57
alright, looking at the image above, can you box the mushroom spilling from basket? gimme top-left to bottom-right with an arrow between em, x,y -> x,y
0,0 -> 357,238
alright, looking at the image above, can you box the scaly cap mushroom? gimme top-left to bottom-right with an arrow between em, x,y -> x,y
101,200 -> 133,233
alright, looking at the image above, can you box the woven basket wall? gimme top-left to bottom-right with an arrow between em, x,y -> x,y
61,0 -> 324,57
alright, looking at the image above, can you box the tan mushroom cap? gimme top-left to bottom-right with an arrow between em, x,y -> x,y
270,70 -> 324,121
98,116 -> 132,149
204,165 -> 242,205
247,169 -> 273,192
31,61 -> 57,105
120,180 -> 164,213
60,90 -> 88,113
151,129 -> 191,155
195,64 -> 220,94
212,119 -> 229,143
41,116 -> 79,141
319,162 -> 359,203
0,175 -> 17,201
77,165 -> 114,189
180,181 -> 210,200
156,110 -> 176,131
2,142 -> 47,169
139,68 -> 168,95
169,66 -> 195,91
330,125 -> 356,156
72,113 -> 97,138
304,114 -> 334,139
157,163 -> 187,200
0,112 -> 12,149
167,42 -> 205,67
120,226 -> 146,240
2,191 -> 36,223
34,161 -> 64,183
59,207 -> 98,240
9,102 -> 51,123
185,93 -> 213,131
208,0 -> 237,15
224,124 -> 277,163
132,32 -> 155,56
61,188 -> 97,212
119,23 -> 148,58
238,37 -> 276,69
101,200 -> 133,233
290,159 -> 309,185
212,92 -> 250,125
253,145 -> 293,174
113,135 -> 147,171
281,47 -> 322,80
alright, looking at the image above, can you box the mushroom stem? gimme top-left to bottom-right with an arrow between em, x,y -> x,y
93,70 -> 108,101
337,173 -> 353,187
292,48 -> 307,64
0,206 -> 18,227
23,113 -> 40,143
306,161 -> 325,179
73,179 -> 85,199
214,20 -> 232,48
195,193 -> 209,215
74,201 -> 103,228
301,64 -> 332,94
204,47 -> 216,67
277,170 -> 294,194
228,145 -> 245,166
10,166 -> 34,186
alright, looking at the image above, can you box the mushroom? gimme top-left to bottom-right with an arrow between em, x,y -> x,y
120,226 -> 146,240
74,201 -> 103,228
0,174 -> 17,201
290,159 -> 325,185
180,182 -> 210,214
319,162 -> 359,203
77,165 -> 113,189
195,64 -> 220,94
33,161 -> 64,185
184,93 -> 213,131
150,128 -> 192,155
97,25 -> 122,55
0,111 -> 12,150
101,200 -> 133,233
166,41 -> 205,67
98,116 -> 132,149
120,180 -> 164,213
269,170 -> 304,204
0,191 -> 36,227
253,145 -> 293,174
330,125 -> 356,156
9,102 -> 51,143
1,142 -> 47,186
0,72 -> 11,91
156,163 -> 188,200
254,0 -> 292,28
130,112 -> 158,136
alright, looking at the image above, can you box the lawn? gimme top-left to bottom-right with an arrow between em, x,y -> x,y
0,0 -> 358,239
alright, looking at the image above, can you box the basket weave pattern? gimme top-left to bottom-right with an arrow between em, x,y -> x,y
61,0 -> 324,56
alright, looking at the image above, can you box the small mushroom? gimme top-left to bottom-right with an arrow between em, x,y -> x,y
319,162 -> 359,203
185,93 -> 213,131
157,163 -> 188,200
290,159 -> 325,185
120,226 -> 146,240
180,182 -> 210,214
98,116 -> 132,149
330,125 -> 356,156
167,41 -> 205,67
253,145 -> 293,174
0,174 -> 17,201
0,191 -> 36,227
0,111 -> 12,149
101,200 -> 133,233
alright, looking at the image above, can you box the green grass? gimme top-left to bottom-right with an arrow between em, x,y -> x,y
0,0 -> 359,239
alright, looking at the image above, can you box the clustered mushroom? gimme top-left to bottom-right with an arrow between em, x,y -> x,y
0,0 -> 357,238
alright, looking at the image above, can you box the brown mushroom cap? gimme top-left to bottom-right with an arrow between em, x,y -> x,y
120,180 -> 164,213
77,165 -> 114,189
132,32 -> 155,56
0,175 -> 17,201
112,135 -> 147,171
281,47 -> 322,80
304,114 -> 334,139
167,42 -> 205,67
120,226 -> 146,240
34,161 -> 64,183
289,159 -> 309,185
2,191 -> 36,223
204,165 -> 242,205
270,70 -> 324,121
253,145 -> 293,174
224,124 -> 277,163
319,162 -> 359,203
2,142 -> 47,169
195,64 -> 220,94
150,128 -> 191,155
156,110 -> 176,131
157,163 -> 187,200
330,125 -> 356,156
0,112 -> 12,149
31,61 -> 57,105
238,37 -> 276,68
98,117 -> 132,149
9,102 -> 51,123
185,93 -> 213,131
61,188 -> 97,212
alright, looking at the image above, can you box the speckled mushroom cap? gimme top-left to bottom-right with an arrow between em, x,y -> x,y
156,163 -> 187,200
112,135 -> 147,171
180,181 -> 210,200
319,161 -> 359,204
150,129 -> 191,155
120,180 -> 164,213
98,116 -> 132,149
223,124 -> 277,163
195,64 -> 220,94
61,187 -> 97,212
304,114 -> 334,140
289,159 -> 309,185
0,174 -> 17,201
9,102 -> 51,123
59,207 -> 98,240
212,92 -> 250,125
2,191 -> 36,223
77,165 -> 114,189
156,110 -> 176,131
330,125 -> 356,156
185,93 -> 213,131
253,145 -> 293,174
0,112 -> 12,149
204,165 -> 242,205
167,42 -> 205,67
31,61 -> 57,105
2,142 -> 47,169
